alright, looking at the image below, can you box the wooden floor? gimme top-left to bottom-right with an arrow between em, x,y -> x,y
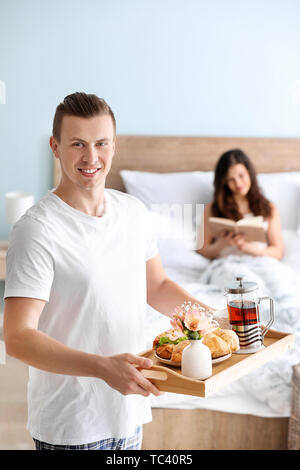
0,355 -> 289,450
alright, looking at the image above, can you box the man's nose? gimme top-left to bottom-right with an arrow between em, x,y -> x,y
82,145 -> 99,164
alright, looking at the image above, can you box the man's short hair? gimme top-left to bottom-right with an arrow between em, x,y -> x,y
52,92 -> 116,142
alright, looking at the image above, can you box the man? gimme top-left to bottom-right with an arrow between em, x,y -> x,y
3,92 -> 212,450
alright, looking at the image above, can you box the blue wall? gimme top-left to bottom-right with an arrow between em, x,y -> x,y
0,0 -> 300,240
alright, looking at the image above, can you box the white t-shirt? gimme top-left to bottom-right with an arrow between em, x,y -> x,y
4,189 -> 159,445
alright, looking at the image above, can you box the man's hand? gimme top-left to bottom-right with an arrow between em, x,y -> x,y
99,353 -> 161,397
4,298 -> 163,395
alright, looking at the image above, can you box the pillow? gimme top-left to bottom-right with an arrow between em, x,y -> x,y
257,172 -> 300,231
121,169 -> 300,231
120,170 -> 214,207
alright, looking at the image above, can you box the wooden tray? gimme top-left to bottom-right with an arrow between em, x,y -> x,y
138,329 -> 295,398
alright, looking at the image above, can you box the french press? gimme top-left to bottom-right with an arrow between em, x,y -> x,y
224,275 -> 275,354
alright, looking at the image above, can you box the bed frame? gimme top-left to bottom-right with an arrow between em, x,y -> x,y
54,135 -> 300,189
53,135 -> 300,450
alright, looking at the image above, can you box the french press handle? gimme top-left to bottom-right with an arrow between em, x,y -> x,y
257,296 -> 275,337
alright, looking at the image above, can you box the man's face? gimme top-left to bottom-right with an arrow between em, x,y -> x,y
50,114 -> 116,192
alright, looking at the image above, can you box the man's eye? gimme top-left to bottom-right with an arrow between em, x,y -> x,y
73,142 -> 83,147
97,142 -> 106,146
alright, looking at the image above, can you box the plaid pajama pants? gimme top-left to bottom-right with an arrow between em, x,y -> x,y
33,425 -> 143,450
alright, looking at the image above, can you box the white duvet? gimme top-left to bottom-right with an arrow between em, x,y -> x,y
146,229 -> 300,417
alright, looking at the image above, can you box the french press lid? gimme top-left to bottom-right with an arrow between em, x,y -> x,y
224,275 -> 258,294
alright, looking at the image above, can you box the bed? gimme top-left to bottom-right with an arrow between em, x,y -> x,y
54,136 -> 300,450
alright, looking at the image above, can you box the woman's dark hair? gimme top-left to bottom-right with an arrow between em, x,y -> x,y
211,149 -> 272,220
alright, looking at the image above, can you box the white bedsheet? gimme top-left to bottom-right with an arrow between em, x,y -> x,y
146,229 -> 300,417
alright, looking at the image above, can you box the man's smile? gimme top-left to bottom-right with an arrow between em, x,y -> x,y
78,167 -> 102,177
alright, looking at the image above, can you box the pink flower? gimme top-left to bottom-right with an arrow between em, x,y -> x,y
170,302 -> 218,338
170,316 -> 185,332
184,310 -> 210,332
173,306 -> 185,320
167,329 -> 185,341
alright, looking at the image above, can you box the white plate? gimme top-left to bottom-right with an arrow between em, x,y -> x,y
212,352 -> 232,364
154,352 -> 232,367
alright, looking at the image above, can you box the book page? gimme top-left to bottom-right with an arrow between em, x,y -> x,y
237,216 -> 264,227
207,217 -> 235,239
235,224 -> 267,242
208,216 -> 267,242
208,217 -> 235,227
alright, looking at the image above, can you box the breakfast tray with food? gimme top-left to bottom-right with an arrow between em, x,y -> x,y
138,328 -> 295,398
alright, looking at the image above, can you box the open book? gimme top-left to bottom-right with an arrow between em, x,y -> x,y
208,215 -> 267,243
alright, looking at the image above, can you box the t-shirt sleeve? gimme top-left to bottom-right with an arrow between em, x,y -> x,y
4,216 -> 55,302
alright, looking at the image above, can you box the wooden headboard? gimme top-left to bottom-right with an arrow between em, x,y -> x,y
53,135 -> 300,191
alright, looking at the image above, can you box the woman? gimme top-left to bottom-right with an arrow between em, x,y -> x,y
197,149 -> 284,260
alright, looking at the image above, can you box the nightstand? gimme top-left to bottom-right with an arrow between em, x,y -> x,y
0,241 -> 8,280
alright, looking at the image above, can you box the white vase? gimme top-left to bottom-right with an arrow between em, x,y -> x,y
181,339 -> 212,380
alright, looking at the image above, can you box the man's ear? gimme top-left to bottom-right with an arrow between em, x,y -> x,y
111,137 -> 116,159
49,136 -> 60,159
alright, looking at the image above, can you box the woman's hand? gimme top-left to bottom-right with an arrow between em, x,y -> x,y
215,231 -> 264,256
232,232 -> 265,256
214,230 -> 243,248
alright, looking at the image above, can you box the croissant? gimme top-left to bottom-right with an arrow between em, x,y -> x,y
214,328 -> 239,353
202,332 -> 231,358
171,340 -> 190,363
156,344 -> 174,360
